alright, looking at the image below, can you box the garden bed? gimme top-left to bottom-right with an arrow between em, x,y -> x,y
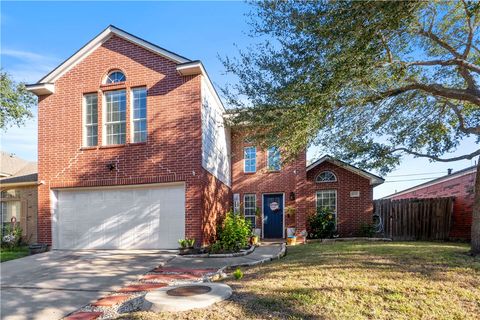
179,245 -> 256,258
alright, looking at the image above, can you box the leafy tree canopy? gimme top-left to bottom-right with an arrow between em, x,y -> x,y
0,71 -> 35,130
223,0 -> 480,174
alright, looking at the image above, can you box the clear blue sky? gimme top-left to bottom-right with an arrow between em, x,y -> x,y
1,1 -> 478,198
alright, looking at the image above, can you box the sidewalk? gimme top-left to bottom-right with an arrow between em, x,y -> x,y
164,242 -> 286,270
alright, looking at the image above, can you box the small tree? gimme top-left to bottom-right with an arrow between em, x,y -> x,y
0,71 -> 36,130
223,1 -> 480,254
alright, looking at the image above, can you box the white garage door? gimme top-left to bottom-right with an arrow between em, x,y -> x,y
52,183 -> 185,250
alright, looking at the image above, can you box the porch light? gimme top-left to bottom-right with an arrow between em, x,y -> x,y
289,192 -> 296,201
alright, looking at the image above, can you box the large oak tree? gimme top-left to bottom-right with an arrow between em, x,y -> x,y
223,1 -> 480,253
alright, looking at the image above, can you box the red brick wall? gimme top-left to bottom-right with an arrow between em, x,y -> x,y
230,129 -> 308,236
201,171 -> 232,245
37,35 -> 222,245
305,161 -> 374,237
390,171 -> 476,240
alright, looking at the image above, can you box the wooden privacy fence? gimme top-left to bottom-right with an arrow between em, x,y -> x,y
373,197 -> 454,241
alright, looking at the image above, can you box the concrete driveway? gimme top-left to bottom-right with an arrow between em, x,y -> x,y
0,250 -> 175,320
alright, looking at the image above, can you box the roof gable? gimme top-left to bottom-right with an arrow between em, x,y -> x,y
39,25 -> 190,85
307,155 -> 384,186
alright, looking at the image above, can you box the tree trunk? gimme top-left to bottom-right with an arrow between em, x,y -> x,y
471,158 -> 480,255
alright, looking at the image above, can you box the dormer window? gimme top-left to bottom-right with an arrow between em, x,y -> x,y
316,171 -> 337,183
105,71 -> 126,84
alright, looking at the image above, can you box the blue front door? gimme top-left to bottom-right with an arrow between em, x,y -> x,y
263,194 -> 284,238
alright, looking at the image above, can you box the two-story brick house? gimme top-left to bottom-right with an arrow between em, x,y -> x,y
27,26 -> 384,249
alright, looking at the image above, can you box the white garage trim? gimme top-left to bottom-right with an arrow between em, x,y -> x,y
51,182 -> 185,250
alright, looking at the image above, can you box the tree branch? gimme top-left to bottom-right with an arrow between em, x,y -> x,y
405,58 -> 480,74
418,29 -> 461,58
376,83 -> 480,106
380,34 -> 393,63
444,100 -> 480,135
391,147 -> 480,162
461,0 -> 474,58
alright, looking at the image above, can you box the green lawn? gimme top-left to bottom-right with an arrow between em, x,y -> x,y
120,241 -> 480,320
0,246 -> 29,262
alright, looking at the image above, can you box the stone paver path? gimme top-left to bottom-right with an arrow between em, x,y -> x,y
64,243 -> 285,319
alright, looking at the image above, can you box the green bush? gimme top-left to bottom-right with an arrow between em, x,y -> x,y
359,222 -> 375,237
211,211 -> 251,253
178,238 -> 195,249
1,224 -> 23,249
233,268 -> 244,280
307,208 -> 336,239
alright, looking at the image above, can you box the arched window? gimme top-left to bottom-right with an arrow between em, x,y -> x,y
316,171 -> 337,183
105,70 -> 126,84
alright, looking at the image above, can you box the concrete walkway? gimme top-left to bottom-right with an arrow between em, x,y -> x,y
164,243 -> 285,270
0,250 -> 175,320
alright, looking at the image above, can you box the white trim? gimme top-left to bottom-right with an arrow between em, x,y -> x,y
244,146 -> 257,173
243,193 -> 257,227
0,181 -> 39,188
25,83 -> 55,95
307,155 -> 384,186
261,193 -> 285,239
315,170 -> 337,183
103,89 -> 127,146
383,167 -> 477,199
177,61 -> 226,112
52,181 -> 185,192
266,146 -> 281,172
37,26 -> 189,85
315,189 -> 338,228
130,87 -> 147,143
83,93 -> 98,147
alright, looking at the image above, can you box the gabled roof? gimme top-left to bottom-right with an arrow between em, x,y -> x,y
383,165 -> 477,199
26,25 -> 220,98
307,155 -> 385,186
0,152 -> 38,187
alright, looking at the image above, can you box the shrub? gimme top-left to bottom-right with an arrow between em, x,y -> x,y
307,208 -> 336,239
1,224 -> 23,249
359,223 -> 375,237
211,211 -> 251,253
233,268 -> 244,280
178,238 -> 195,249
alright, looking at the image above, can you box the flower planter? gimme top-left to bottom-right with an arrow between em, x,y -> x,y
287,236 -> 297,246
250,235 -> 259,246
287,228 -> 296,237
29,244 -> 47,255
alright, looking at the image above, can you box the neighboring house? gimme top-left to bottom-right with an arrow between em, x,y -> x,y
26,25 -> 383,249
0,151 -> 38,244
384,166 -> 476,240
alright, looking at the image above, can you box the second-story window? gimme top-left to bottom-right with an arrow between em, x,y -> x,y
267,146 -> 281,171
244,147 -> 256,173
83,93 -> 98,147
105,71 -> 126,84
132,88 -> 147,143
105,90 -> 126,145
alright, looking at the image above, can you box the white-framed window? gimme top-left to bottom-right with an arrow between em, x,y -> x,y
0,190 -> 21,234
131,87 -> 147,143
316,171 -> 337,183
316,190 -> 337,226
83,93 -> 98,147
244,147 -> 256,173
105,70 -> 126,84
244,194 -> 256,228
104,89 -> 126,145
267,146 -> 281,171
